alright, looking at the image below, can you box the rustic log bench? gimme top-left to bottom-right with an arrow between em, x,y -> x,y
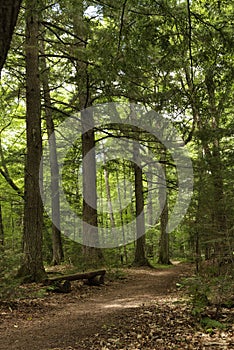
44,269 -> 106,293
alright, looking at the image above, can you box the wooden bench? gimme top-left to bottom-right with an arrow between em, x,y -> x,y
44,269 -> 106,293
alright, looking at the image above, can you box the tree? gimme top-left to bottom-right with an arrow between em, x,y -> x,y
133,141 -> 149,266
71,1 -> 103,265
0,0 -> 22,73
158,151 -> 171,265
176,0 -> 234,261
125,104 -> 148,266
18,0 -> 46,282
40,38 -> 64,265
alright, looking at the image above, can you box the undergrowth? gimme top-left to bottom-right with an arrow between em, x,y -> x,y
0,249 -> 22,301
179,261 -> 234,331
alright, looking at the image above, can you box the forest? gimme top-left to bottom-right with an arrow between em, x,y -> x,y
0,0 -> 233,349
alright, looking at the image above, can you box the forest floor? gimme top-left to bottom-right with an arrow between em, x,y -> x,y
0,262 -> 233,350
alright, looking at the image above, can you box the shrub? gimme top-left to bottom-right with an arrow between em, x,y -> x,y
0,248 -> 22,300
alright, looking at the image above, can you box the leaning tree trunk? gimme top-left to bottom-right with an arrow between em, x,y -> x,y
0,0 -> 22,73
18,0 -> 46,282
40,38 -> 64,266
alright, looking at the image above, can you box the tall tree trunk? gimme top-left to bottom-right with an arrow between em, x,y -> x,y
72,2 -> 103,266
81,109 -> 103,264
158,151 -> 171,265
158,196 -> 171,265
40,39 -> 64,265
18,0 -> 46,282
102,144 -> 115,228
133,142 -> 148,266
0,0 -> 22,73
147,157 -> 153,227
116,168 -> 128,264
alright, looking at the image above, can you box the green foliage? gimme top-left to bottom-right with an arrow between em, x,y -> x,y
200,317 -> 226,332
63,239 -> 84,268
151,263 -> 174,269
181,268 -> 234,321
106,268 -> 127,282
181,276 -> 210,317
0,248 -> 22,300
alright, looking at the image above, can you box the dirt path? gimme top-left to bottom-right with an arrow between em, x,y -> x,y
0,264 -> 188,349
0,263 -> 233,350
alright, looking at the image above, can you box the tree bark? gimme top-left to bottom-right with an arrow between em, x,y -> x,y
102,145 -> 115,228
0,0 -> 22,73
158,151 -> 171,265
116,168 -> 128,264
72,2 -> 103,265
40,38 -> 64,266
45,269 -> 106,283
133,141 -> 148,266
81,109 -> 103,264
158,196 -> 171,265
18,0 -> 46,282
